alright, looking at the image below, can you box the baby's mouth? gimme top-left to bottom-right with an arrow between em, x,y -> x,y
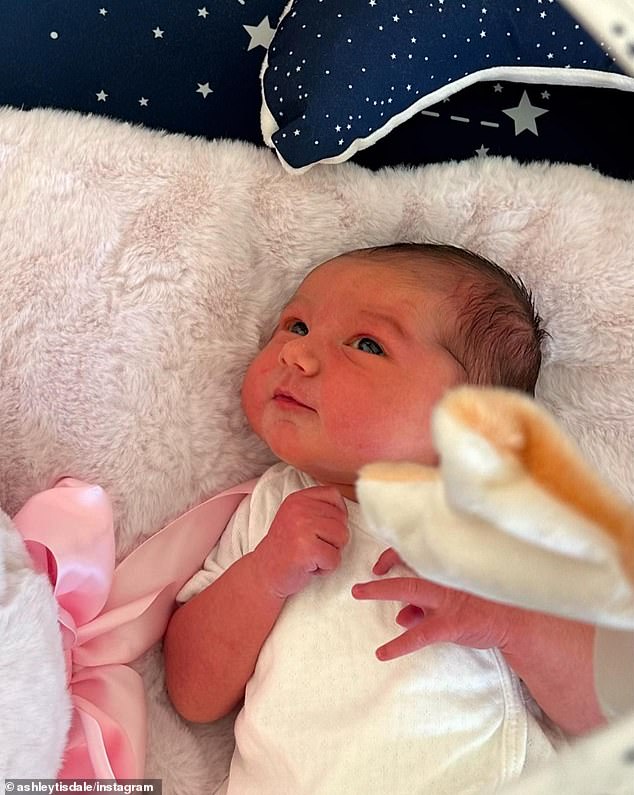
273,389 -> 315,411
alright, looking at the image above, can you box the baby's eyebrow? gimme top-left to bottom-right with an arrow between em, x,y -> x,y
357,310 -> 407,339
279,294 -> 310,314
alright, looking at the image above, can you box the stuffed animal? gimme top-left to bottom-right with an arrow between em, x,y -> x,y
0,508 -> 71,777
357,385 -> 634,794
357,386 -> 634,626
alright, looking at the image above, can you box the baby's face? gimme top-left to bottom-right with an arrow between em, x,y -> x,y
241,254 -> 466,499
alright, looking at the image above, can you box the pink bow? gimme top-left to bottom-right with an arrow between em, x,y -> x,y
13,476 -> 255,779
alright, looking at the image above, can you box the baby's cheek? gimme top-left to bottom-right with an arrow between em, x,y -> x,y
324,401 -> 396,460
241,358 -> 270,423
339,404 -> 438,465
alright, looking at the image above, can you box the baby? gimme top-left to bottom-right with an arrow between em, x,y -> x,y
164,243 -> 584,794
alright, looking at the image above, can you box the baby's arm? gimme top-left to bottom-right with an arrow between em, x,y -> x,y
164,485 -> 348,723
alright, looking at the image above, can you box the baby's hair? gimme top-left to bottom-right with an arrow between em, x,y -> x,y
355,242 -> 547,395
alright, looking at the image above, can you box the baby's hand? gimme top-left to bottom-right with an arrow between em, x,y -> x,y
352,548 -> 523,661
253,487 -> 349,599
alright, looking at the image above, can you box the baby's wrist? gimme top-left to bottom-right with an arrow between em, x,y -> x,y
246,546 -> 291,602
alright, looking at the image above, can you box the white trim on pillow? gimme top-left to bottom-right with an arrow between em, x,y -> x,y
261,63 -> 634,174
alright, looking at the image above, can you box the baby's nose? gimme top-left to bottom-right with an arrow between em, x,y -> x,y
279,337 -> 320,374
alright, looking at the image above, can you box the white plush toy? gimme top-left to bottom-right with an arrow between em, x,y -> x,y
0,511 -> 70,776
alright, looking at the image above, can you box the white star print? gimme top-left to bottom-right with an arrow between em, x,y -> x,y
152,27 -> 164,39
476,144 -> 489,156
494,83 -> 503,92
196,82 -> 213,98
244,16 -> 275,51
502,91 -> 548,135
96,90 -> 108,102
294,129 -> 300,136
541,90 -> 550,99
139,97 -> 149,106
369,0 -> 376,5
99,8 -> 108,16
198,7 -> 209,18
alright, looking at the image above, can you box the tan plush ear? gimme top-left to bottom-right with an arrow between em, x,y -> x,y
359,461 -> 439,483
436,387 -> 634,584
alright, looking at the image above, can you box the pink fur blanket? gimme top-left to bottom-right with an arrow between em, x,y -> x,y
1,105 -> 632,792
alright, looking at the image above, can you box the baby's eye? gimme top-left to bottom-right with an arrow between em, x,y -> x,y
352,337 -> 384,356
287,320 -> 309,336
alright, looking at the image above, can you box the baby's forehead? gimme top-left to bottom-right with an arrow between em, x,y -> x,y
293,252 -> 457,304
283,256 -> 461,336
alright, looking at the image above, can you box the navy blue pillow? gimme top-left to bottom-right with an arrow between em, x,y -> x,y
0,0 -> 286,143
261,0 -> 634,172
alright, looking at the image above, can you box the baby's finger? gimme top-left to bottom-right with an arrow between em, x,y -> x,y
395,604 -> 425,629
372,547 -> 402,575
376,626 -> 429,661
376,617 -> 449,661
310,538 -> 342,574
352,577 -> 445,609
315,517 -> 350,550
302,486 -> 349,518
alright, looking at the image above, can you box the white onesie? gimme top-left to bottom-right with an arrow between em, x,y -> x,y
178,462 -> 556,794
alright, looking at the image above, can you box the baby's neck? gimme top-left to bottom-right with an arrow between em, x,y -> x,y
328,481 -> 358,502
298,467 -> 358,502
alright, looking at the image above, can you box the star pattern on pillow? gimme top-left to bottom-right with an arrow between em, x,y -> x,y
261,0 -> 633,171
0,0 -> 287,142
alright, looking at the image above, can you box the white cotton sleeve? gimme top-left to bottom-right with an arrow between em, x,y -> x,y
175,495 -> 252,603
593,627 -> 634,720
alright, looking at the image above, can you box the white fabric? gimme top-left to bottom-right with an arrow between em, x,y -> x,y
181,463 -> 556,794
0,508 -> 71,776
501,711 -> 634,795
593,628 -> 634,720
557,0 -> 634,75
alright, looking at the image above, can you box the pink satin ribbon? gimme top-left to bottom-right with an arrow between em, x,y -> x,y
13,476 -> 256,779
